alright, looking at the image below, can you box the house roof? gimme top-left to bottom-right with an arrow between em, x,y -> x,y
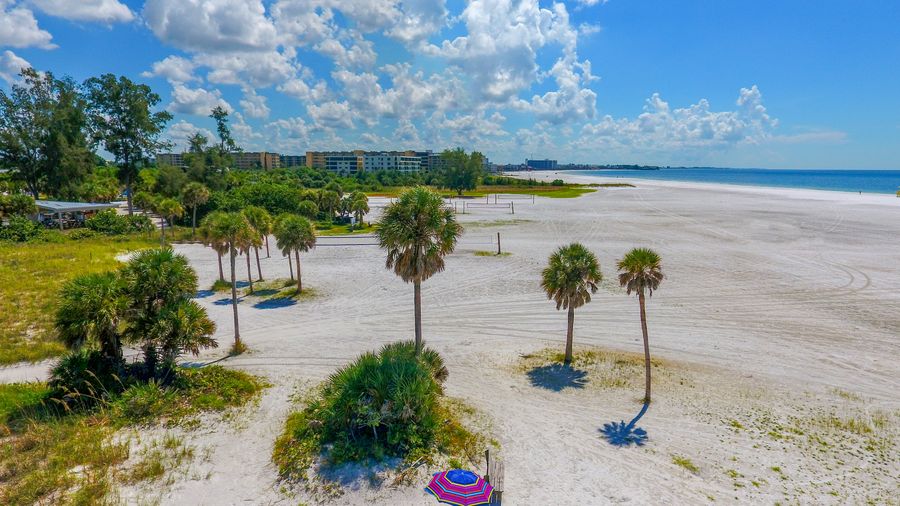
35,200 -> 118,213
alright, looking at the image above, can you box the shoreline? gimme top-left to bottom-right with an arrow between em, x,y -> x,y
513,170 -> 900,207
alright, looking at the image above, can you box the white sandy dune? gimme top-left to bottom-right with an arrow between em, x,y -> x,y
18,175 -> 900,504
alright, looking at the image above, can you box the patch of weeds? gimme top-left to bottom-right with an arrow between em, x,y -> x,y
516,347 -> 670,391
830,388 -> 862,402
464,219 -> 534,228
125,434 -> 194,484
727,419 -> 744,430
671,455 -> 699,474
474,251 -> 511,257
211,279 -> 232,292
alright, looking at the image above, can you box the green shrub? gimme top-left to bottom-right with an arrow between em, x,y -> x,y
68,228 -> 100,240
551,179 -> 565,186
48,349 -> 131,410
0,216 -> 42,242
299,341 -> 447,463
86,210 -> 153,235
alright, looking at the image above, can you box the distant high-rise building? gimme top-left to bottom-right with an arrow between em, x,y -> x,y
232,152 -> 280,170
363,151 -> 422,172
156,153 -> 186,168
280,154 -> 306,168
305,151 -> 364,173
526,159 -> 557,170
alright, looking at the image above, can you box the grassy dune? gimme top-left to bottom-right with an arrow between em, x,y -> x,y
0,235 -> 156,365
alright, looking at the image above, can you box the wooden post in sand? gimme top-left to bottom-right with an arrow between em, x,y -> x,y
511,202 -> 515,215
497,233 -> 501,255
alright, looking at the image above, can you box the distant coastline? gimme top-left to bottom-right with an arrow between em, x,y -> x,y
553,167 -> 900,195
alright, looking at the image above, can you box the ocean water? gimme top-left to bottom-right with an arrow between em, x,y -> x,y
566,168 -> 900,194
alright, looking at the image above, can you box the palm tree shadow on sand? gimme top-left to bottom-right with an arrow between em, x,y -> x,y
600,401 -> 649,446
526,364 -> 588,391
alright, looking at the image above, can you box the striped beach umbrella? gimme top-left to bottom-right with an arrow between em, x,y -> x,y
425,469 -> 494,506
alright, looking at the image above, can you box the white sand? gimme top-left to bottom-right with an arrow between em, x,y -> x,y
11,175 -> 900,504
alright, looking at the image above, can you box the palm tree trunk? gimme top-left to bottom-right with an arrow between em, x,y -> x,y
295,250 -> 302,293
255,246 -> 263,280
159,218 -> 165,245
639,292 -> 651,403
414,280 -> 423,354
565,306 -> 575,365
246,253 -> 253,293
217,251 -> 224,282
191,206 -> 197,240
230,247 -> 241,348
265,236 -> 270,258
287,253 -> 294,280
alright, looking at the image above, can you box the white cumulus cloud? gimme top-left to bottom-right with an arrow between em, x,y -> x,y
0,49 -> 30,82
0,1 -> 55,49
142,55 -> 198,83
29,0 -> 133,23
167,84 -> 232,116
142,0 -> 277,53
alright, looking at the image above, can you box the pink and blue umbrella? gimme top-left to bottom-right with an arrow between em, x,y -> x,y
425,469 -> 494,506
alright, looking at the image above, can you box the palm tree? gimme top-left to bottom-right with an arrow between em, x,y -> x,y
181,182 -> 210,240
242,206 -> 272,280
151,299 -> 217,369
55,272 -> 126,364
350,192 -> 369,228
617,247 -> 664,403
541,243 -> 602,365
119,248 -> 198,376
199,211 -> 228,282
376,186 -> 462,354
320,190 -> 341,221
133,191 -> 156,216
209,212 -> 256,351
154,198 -> 184,245
273,214 -> 316,293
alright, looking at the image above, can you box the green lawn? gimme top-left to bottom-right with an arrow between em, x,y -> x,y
0,235 -> 157,365
367,184 -> 597,199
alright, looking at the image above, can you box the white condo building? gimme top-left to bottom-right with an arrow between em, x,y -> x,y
363,152 -> 422,172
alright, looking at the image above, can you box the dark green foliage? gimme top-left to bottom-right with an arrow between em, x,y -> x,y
438,148 -> 484,195
85,209 -> 153,235
0,216 -> 42,242
48,349 -> 132,410
299,341 -> 447,463
154,165 -> 189,198
0,193 -> 37,217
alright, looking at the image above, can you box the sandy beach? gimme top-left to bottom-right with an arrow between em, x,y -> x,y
7,175 -> 899,504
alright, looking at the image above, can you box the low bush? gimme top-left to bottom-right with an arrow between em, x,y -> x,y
0,216 -> 42,242
68,228 -> 100,240
278,341 -> 452,468
86,210 -> 154,235
48,349 -> 131,410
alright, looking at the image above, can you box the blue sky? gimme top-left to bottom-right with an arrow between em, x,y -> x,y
1,0 -> 898,168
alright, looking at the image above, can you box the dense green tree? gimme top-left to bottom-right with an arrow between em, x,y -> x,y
210,106 -> 237,154
132,191 -> 157,215
376,187 -> 462,354
0,68 -> 93,198
617,248 -> 664,403
274,214 -> 316,294
83,74 -> 173,214
154,164 -> 189,197
438,148 -> 484,196
181,182 -> 210,239
541,243 -> 602,365
0,193 -> 37,217
320,190 -> 341,220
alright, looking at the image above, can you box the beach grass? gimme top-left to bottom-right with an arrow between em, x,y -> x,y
0,235 -> 157,365
0,366 -> 266,504
474,250 -> 511,257
516,347 -> 667,391
367,184 -> 597,199
314,222 -> 376,236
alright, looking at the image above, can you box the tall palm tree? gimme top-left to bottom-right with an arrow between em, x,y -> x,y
320,190 -> 341,221
541,243 -> 602,365
181,182 -> 210,240
209,212 -> 256,351
154,198 -> 184,245
273,214 -> 316,293
376,186 -> 462,354
617,247 -> 664,403
199,211 -> 228,282
242,206 -> 272,280
350,192 -> 370,228
55,272 -> 126,364
150,299 -> 217,369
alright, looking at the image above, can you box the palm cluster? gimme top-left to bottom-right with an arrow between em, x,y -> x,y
55,248 -> 216,378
